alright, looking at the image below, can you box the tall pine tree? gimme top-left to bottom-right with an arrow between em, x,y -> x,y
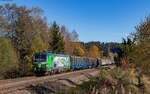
48,21 -> 65,53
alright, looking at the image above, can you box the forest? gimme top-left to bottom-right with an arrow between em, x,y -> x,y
0,4 -> 118,79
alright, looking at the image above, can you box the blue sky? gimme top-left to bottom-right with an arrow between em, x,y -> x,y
0,0 -> 150,42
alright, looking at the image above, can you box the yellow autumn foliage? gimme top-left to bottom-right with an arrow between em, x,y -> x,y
24,36 -> 47,69
88,45 -> 101,58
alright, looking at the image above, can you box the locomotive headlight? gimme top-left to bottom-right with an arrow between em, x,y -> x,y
38,64 -> 41,68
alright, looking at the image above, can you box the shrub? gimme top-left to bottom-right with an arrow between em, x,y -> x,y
0,37 -> 18,79
56,68 -> 147,94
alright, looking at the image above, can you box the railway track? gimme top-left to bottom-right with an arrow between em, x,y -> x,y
0,69 -> 98,94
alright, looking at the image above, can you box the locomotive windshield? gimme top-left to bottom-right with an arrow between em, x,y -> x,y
34,53 -> 47,62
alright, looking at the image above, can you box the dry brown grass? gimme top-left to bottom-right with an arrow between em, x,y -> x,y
56,68 -> 150,94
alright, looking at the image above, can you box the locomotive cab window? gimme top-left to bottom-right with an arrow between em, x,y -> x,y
34,53 -> 47,62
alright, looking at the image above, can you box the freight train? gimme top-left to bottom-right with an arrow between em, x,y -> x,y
32,52 -> 112,75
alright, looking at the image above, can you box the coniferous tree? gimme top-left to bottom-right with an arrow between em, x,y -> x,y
115,38 -> 135,67
48,21 -> 65,53
103,48 -> 109,57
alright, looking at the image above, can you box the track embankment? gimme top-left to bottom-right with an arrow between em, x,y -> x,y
0,69 -> 100,94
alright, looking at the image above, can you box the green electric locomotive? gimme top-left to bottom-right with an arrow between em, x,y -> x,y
33,52 -> 71,74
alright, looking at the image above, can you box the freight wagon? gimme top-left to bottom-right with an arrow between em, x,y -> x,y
32,52 -> 101,75
101,59 -> 114,66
